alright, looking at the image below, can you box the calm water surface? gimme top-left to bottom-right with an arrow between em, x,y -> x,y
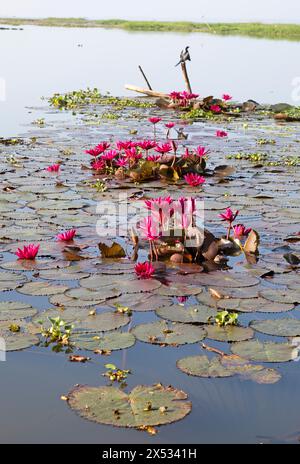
1,26 -> 300,136
0,26 -> 300,444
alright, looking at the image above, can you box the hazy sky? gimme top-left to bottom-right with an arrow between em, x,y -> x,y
0,0 -> 300,23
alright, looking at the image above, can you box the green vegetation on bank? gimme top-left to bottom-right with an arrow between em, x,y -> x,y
1,18 -> 300,40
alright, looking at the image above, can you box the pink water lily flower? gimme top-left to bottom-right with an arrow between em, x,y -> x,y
216,130 -> 228,138
85,147 -> 102,157
155,143 -> 172,154
219,207 -> 239,239
124,147 -> 142,160
196,146 -> 209,157
219,207 -> 239,223
115,157 -> 128,167
134,261 -> 155,279
15,244 -> 39,260
116,140 -> 133,151
56,229 -> 77,242
181,91 -> 199,100
184,173 -> 205,187
210,105 -> 222,113
138,216 -> 160,241
233,224 -> 251,239
147,154 -> 161,162
95,142 -> 110,153
169,91 -> 182,100
101,150 -> 118,161
144,196 -> 173,210
182,148 -> 193,159
165,122 -> 175,129
46,164 -> 60,172
148,117 -> 161,125
137,140 -> 157,151
177,296 -> 188,304
92,159 -> 105,171
223,94 -> 232,101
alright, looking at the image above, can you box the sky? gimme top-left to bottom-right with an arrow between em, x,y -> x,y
0,0 -> 300,23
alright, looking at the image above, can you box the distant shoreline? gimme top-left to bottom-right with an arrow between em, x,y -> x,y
1,18 -> 300,40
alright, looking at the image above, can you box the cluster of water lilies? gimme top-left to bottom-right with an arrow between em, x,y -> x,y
84,131 -> 210,185
168,91 -> 200,108
135,196 -> 201,263
219,207 -> 251,242
168,90 -> 232,114
15,229 -> 77,259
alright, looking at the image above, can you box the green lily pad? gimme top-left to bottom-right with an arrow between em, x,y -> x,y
65,286 -> 121,301
0,332 -> 39,351
67,384 -> 191,428
156,305 -> 217,324
250,318 -> 300,337
32,307 -> 90,327
131,320 -> 206,346
49,293 -> 104,307
0,271 -> 27,292
177,355 -> 232,378
177,354 -> 281,384
204,325 -> 254,342
0,301 -> 38,321
155,284 -> 202,297
74,311 -> 130,333
193,272 -> 259,288
17,282 -> 69,296
217,297 -> 294,313
108,293 -> 172,312
259,288 -> 300,305
38,269 -> 89,281
220,354 -> 281,384
231,340 -> 299,362
79,274 -> 135,289
70,331 -> 135,351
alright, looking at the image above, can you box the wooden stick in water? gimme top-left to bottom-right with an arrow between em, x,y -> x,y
181,62 -> 192,93
125,84 -> 169,98
138,65 -> 153,90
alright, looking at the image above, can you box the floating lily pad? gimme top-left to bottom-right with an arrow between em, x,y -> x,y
204,325 -> 254,342
65,286 -> 121,301
217,297 -> 294,313
231,340 -> 299,362
156,284 -> 202,297
49,293 -> 104,307
131,320 -> 206,346
108,293 -> 172,312
259,288 -> 300,304
0,332 -> 39,351
192,272 -> 259,288
177,354 -> 281,384
32,307 -> 90,327
38,269 -> 89,281
67,384 -> 191,428
220,354 -> 281,384
156,305 -> 217,324
241,368 -> 282,384
177,355 -> 232,378
0,259 -> 69,271
17,282 -> 69,296
0,271 -> 27,292
74,311 -> 130,333
250,318 -> 300,337
0,301 -> 37,321
70,331 -> 135,351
